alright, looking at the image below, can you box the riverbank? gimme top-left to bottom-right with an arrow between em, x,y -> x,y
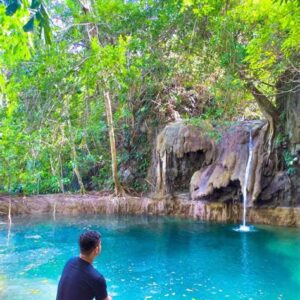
0,193 -> 300,227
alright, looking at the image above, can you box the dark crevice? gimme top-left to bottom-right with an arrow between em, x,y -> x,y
199,180 -> 242,203
168,150 -> 206,194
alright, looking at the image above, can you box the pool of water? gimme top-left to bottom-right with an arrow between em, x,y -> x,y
0,215 -> 300,300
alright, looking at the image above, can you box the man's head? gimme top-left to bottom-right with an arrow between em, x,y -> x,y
79,230 -> 101,259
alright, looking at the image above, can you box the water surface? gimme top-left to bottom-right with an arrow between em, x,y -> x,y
0,215 -> 300,299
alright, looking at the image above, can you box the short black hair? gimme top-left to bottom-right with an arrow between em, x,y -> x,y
79,230 -> 101,255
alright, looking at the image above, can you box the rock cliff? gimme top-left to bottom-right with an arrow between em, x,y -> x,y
154,122 -> 215,197
153,120 -> 295,208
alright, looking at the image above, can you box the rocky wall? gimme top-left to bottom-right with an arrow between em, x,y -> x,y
1,194 -> 300,227
190,120 -> 270,204
153,120 -> 296,208
154,122 -> 214,196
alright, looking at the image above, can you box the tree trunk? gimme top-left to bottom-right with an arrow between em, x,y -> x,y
247,81 -> 279,153
276,72 -> 300,205
79,0 -> 99,41
103,91 -> 125,195
81,1 -> 124,195
58,153 -> 65,193
65,101 -> 85,194
49,155 -> 65,194
68,120 -> 86,194
239,71 -> 279,156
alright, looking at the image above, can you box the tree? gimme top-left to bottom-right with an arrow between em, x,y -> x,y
1,0 -> 51,44
76,0 -> 138,195
82,35 -> 132,195
181,0 -> 300,151
1,0 -> 298,197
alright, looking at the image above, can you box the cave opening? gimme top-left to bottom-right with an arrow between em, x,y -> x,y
199,180 -> 242,203
169,150 -> 206,194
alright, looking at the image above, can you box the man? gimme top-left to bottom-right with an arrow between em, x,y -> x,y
56,230 -> 112,300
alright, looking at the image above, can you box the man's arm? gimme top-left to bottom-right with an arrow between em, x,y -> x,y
94,276 -> 111,300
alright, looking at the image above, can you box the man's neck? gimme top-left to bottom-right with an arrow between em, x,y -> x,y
80,254 -> 94,264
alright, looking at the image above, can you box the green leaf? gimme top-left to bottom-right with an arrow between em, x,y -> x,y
5,0 -> 21,16
35,4 -> 52,44
23,17 -> 35,32
35,10 -> 42,22
40,5 -> 51,44
30,0 -> 40,9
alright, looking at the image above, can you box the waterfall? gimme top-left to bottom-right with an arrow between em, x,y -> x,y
53,202 -> 57,221
7,198 -> 12,246
8,198 -> 12,226
239,130 -> 253,232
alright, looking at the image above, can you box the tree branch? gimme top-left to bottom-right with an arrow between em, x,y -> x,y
239,70 -> 279,121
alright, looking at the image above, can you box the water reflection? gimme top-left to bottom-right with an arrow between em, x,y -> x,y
240,231 -> 249,275
6,222 -> 11,247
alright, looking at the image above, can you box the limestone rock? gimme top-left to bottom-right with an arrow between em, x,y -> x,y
1,194 -> 300,227
154,121 -> 215,196
191,120 -> 269,204
260,171 -> 291,201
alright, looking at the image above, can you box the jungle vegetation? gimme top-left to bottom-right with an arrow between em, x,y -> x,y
0,0 -> 299,195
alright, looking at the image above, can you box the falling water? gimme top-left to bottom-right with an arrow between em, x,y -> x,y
8,198 -> 12,226
239,129 -> 254,232
7,198 -> 12,246
53,202 -> 57,221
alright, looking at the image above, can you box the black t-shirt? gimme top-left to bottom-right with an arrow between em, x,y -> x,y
56,257 -> 108,300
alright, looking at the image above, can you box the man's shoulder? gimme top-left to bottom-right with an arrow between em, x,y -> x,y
60,257 -> 76,274
63,257 -> 105,282
68,257 -> 79,263
64,257 -> 80,267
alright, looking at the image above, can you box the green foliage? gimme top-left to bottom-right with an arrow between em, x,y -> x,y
1,0 -> 52,44
0,0 -> 299,195
274,132 -> 287,147
184,117 -> 222,143
182,0 -> 300,113
283,150 -> 297,175
0,4 -> 31,66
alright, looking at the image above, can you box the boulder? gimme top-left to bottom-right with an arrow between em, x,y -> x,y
154,121 -> 215,197
190,120 -> 269,205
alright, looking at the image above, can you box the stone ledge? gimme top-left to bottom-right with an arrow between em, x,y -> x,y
0,194 -> 299,227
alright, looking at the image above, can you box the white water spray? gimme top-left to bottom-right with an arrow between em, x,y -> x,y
8,198 -> 12,226
53,202 -> 57,221
239,129 -> 254,232
6,198 -> 12,246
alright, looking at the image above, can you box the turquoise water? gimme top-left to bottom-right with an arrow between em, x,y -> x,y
0,215 -> 300,300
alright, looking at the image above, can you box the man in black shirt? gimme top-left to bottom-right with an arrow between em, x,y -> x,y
56,230 -> 112,300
